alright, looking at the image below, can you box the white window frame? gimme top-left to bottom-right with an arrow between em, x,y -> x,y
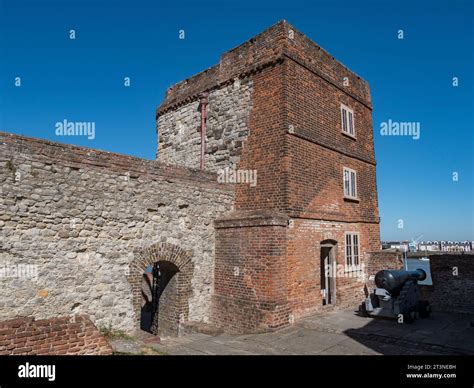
345,232 -> 361,272
343,167 -> 358,200
341,104 -> 355,138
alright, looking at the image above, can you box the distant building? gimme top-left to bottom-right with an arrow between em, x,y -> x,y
382,241 -> 410,252
418,241 -> 441,252
383,240 -> 473,253
440,241 -> 471,252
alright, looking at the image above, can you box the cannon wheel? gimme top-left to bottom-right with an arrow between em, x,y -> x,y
418,301 -> 431,318
359,302 -> 369,317
403,307 -> 416,324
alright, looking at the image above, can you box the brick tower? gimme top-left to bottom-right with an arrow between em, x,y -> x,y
156,20 -> 381,333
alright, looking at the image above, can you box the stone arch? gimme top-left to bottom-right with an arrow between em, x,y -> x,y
127,243 -> 194,336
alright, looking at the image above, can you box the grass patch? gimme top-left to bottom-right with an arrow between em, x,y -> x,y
99,324 -> 134,341
113,347 -> 167,356
113,350 -> 137,356
141,346 -> 167,355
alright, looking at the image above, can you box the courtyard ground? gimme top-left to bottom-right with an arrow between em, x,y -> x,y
109,309 -> 474,355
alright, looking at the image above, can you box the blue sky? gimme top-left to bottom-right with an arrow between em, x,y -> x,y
1,0 -> 472,241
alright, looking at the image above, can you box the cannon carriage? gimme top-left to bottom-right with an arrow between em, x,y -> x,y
360,268 -> 431,323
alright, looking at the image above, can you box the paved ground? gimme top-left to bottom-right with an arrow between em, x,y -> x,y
109,309 -> 474,355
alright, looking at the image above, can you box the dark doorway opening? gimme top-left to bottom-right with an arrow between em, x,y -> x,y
140,266 -> 153,332
140,261 -> 179,336
320,242 -> 336,306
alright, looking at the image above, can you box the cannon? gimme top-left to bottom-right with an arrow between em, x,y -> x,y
360,268 -> 431,323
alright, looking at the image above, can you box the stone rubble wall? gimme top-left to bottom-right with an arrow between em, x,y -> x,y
157,78 -> 254,172
0,132 -> 234,332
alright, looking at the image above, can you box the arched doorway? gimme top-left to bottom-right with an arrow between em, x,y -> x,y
128,243 -> 193,337
320,239 -> 337,306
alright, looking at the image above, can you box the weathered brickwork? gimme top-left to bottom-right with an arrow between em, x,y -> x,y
198,21 -> 379,332
213,212 -> 291,333
234,64 -> 287,212
367,250 -> 404,276
420,254 -> 474,314
286,139 -> 378,221
0,133 -> 234,335
0,315 -> 112,355
286,219 -> 381,318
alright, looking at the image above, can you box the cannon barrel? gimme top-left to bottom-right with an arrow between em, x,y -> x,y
375,269 -> 426,294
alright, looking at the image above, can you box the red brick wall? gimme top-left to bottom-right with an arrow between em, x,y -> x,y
284,57 -> 379,222
284,57 -> 374,164
209,22 -> 382,333
287,219 -> 381,318
420,255 -> 474,314
233,64 -> 287,211
212,212 -> 291,333
0,316 -> 112,355
367,250 -> 404,275
228,23 -> 379,221
287,138 -> 379,221
284,24 -> 371,106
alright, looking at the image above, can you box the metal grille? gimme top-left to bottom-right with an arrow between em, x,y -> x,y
150,263 -> 161,335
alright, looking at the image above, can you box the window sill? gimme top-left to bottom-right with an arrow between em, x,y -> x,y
344,196 -> 360,203
341,131 -> 356,140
